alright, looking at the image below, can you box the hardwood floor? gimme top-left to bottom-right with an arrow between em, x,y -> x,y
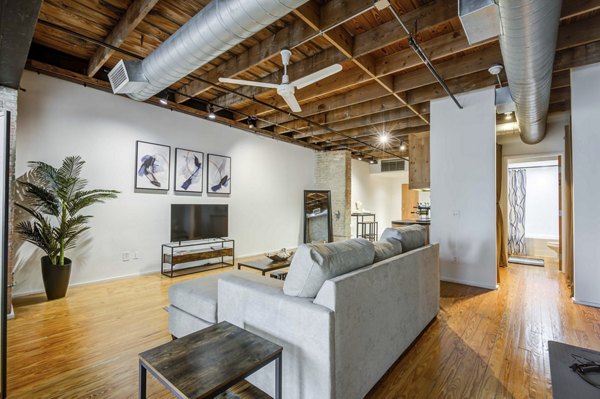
8,258 -> 600,398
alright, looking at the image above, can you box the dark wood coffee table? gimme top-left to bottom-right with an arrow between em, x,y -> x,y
237,258 -> 291,276
139,321 -> 282,399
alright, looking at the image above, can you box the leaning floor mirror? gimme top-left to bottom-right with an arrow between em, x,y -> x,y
303,190 -> 333,243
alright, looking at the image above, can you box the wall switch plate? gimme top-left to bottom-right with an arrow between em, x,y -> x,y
122,251 -> 130,261
133,251 -> 139,260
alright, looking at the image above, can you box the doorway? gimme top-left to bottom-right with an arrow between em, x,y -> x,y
504,155 -> 563,270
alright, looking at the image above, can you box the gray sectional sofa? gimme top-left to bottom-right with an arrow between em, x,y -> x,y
168,225 -> 440,399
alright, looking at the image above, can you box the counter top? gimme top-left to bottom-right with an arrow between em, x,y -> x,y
391,219 -> 431,225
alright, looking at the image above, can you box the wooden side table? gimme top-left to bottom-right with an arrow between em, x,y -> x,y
139,322 -> 282,399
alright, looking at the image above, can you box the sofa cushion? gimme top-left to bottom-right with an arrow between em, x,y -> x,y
373,238 -> 403,263
283,238 -> 375,298
380,225 -> 427,252
169,270 -> 282,323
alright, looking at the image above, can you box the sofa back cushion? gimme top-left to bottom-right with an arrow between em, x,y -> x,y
373,238 -> 403,263
380,225 -> 427,252
283,238 -> 375,298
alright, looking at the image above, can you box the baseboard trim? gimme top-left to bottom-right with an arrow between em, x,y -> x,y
440,276 -> 497,290
12,269 -> 159,298
573,298 -> 600,309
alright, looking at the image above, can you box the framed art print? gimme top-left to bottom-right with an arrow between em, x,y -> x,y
207,154 -> 231,194
175,148 -> 204,193
135,141 -> 171,191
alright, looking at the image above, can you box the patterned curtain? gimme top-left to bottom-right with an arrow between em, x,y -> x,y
508,169 -> 527,255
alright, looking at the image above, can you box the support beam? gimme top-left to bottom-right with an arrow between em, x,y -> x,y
0,0 -> 42,89
86,0 -> 159,77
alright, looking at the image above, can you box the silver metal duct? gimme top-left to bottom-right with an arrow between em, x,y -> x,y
126,0 -> 309,101
497,0 -> 562,144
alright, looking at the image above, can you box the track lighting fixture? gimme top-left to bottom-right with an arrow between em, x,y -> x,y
248,117 -> 257,129
208,105 -> 216,119
357,152 -> 363,161
504,112 -> 512,120
158,91 -> 168,105
369,158 -> 376,164
399,142 -> 407,152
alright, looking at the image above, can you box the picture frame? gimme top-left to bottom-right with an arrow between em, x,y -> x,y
207,153 -> 231,194
174,148 -> 204,193
135,140 -> 171,191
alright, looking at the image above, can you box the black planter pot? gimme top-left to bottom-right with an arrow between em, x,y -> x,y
41,256 -> 72,300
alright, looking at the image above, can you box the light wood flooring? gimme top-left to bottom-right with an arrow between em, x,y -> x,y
8,258 -> 600,398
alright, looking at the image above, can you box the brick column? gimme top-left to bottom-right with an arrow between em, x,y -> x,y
315,150 -> 351,241
0,87 -> 17,316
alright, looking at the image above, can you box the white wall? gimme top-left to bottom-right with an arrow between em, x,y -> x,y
351,159 -> 404,237
571,63 -> 600,308
499,116 -> 567,262
430,87 -> 497,289
13,71 -> 316,296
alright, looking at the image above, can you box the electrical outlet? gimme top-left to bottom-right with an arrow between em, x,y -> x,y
133,251 -> 139,260
122,251 -> 130,262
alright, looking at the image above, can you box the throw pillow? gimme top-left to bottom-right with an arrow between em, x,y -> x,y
380,225 -> 427,252
283,238 -> 375,297
373,238 -> 403,263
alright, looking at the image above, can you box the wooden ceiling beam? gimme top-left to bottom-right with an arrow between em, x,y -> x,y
174,1 -> 373,103
292,108 -> 428,140
561,0 -> 600,19
86,0 -> 159,77
309,122 -> 429,145
226,0 -> 459,119
251,3 -> 599,127
273,97 -> 430,134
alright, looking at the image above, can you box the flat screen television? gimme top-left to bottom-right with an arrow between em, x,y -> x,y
171,204 -> 228,242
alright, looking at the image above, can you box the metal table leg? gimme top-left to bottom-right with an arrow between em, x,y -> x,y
275,354 -> 282,399
139,360 -> 147,399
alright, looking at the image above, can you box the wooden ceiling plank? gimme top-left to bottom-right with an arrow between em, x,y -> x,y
86,0 -> 159,77
173,18 -> 314,102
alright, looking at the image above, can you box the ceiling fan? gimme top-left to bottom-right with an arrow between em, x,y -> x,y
218,48 -> 342,113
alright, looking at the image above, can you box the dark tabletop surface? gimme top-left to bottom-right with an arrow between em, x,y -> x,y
238,257 -> 291,270
549,340 -> 600,399
139,321 -> 282,399
392,219 -> 431,225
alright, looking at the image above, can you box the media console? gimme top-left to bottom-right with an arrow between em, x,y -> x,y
161,238 -> 235,278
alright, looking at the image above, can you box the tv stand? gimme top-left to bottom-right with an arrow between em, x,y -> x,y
161,238 -> 235,278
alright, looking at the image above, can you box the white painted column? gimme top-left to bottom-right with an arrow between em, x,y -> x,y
430,87 -> 497,289
571,63 -> 600,308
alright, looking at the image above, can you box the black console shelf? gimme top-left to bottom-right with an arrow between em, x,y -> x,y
161,238 -> 235,278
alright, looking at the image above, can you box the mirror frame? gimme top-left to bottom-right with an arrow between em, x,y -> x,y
303,190 -> 333,243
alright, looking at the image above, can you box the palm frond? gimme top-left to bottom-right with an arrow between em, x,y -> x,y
67,189 -> 120,215
18,181 -> 60,216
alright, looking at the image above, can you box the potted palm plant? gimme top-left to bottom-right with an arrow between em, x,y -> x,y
15,156 -> 119,300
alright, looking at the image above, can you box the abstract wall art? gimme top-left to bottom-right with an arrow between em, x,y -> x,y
207,154 -> 231,194
135,141 -> 171,191
175,148 -> 203,193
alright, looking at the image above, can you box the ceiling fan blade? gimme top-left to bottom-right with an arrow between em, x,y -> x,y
281,93 -> 302,113
218,77 -> 279,89
291,64 -> 343,89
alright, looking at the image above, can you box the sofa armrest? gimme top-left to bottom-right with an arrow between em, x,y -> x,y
218,275 -> 334,399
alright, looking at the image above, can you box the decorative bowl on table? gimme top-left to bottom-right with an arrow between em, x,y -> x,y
265,248 -> 294,262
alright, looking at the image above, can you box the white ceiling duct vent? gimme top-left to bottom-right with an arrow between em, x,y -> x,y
459,0 -> 500,45
108,60 -> 148,94
381,159 -> 406,172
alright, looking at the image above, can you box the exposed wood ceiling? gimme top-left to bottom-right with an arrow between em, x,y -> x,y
25,0 -> 600,160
